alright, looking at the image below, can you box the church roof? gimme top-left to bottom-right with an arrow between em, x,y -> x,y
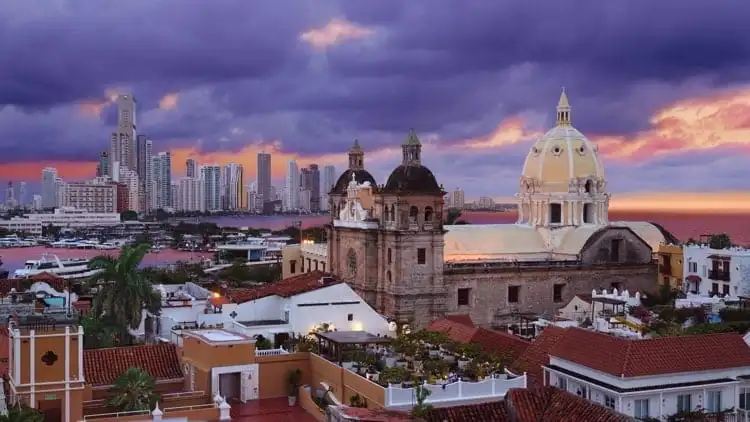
383,164 -> 442,195
443,222 -> 670,263
331,169 -> 377,195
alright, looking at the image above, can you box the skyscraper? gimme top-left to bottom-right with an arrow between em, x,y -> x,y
150,152 -> 172,210
222,163 -> 244,210
109,94 -> 137,177
136,136 -> 153,212
41,167 -> 58,209
302,164 -> 321,212
186,158 -> 197,178
321,165 -> 336,211
96,151 -> 109,178
201,165 -> 222,211
283,160 -> 300,211
256,152 -> 271,208
18,181 -> 27,207
5,182 -> 14,207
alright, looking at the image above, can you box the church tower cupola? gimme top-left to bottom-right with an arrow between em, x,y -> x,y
556,88 -> 572,126
402,129 -> 422,166
348,139 -> 364,170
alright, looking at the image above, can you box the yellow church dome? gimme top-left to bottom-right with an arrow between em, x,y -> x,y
521,90 -> 605,194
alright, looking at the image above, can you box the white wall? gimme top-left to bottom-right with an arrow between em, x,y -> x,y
547,360 -> 749,420
683,245 -> 750,296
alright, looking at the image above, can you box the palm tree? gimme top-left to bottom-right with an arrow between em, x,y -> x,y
108,367 -> 158,411
0,406 -> 44,422
88,244 -> 162,342
80,314 -> 127,349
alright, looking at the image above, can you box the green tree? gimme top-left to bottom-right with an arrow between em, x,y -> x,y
219,259 -> 254,287
80,314 -> 127,349
88,244 -> 162,341
411,384 -> 433,418
120,210 -> 138,221
0,406 -> 44,422
709,233 -> 732,250
108,367 -> 159,411
444,208 -> 469,225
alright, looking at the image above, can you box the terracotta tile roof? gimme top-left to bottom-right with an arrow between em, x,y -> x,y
83,343 -> 183,386
426,319 -> 530,359
29,272 -> 64,281
507,386 -> 635,422
333,406 -> 420,421
443,314 -> 474,327
225,271 -> 341,304
424,401 -> 508,422
508,326 -> 567,387
550,327 -> 750,377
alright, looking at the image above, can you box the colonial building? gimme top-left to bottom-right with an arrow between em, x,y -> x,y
327,91 -> 677,328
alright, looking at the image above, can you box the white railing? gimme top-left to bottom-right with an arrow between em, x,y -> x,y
163,403 -> 216,413
256,347 -> 290,357
83,409 -> 151,420
384,374 -> 527,408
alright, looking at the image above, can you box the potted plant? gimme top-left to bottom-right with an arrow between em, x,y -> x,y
287,369 -> 302,406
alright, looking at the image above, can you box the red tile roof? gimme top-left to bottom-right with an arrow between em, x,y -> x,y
424,387 -> 632,422
226,271 -> 342,304
443,314 -> 475,327
83,343 -> 183,386
426,319 -> 530,359
507,387 -> 635,422
424,401 -> 508,422
508,326 -> 567,387
333,406 -> 420,421
550,327 -> 750,377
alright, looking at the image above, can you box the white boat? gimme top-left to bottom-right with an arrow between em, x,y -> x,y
12,254 -> 103,280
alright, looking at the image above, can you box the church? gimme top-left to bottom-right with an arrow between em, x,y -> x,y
326,91 -> 678,328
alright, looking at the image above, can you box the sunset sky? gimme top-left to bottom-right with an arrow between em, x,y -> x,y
2,2 -> 750,212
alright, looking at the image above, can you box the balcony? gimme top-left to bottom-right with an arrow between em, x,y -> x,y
709,270 -> 731,282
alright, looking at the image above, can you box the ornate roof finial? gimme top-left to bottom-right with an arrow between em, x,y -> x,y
556,87 -> 571,126
351,139 -> 361,150
403,129 -> 421,146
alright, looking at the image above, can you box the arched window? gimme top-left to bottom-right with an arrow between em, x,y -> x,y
386,270 -> 392,283
347,249 -> 357,276
390,204 -> 396,221
387,248 -> 392,264
424,206 -> 434,222
409,206 -> 419,223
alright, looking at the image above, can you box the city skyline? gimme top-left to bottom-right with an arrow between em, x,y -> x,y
2,3 -> 750,212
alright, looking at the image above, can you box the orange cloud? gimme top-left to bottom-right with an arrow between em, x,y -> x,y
0,161 -> 96,180
461,116 -> 544,149
159,93 -> 179,110
595,87 -> 750,159
299,18 -> 374,49
611,191 -> 750,214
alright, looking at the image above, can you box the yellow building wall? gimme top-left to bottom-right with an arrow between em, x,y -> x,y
282,245 -> 302,279
657,244 -> 683,288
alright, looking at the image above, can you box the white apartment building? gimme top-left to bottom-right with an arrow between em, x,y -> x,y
175,177 -> 205,212
299,189 -> 311,212
451,187 -> 465,209
0,218 -> 43,235
200,165 -> 221,211
110,94 -> 137,176
59,181 -> 117,213
222,163 -> 244,210
542,327 -> 750,421
31,194 -> 42,211
683,244 -> 750,297
119,168 -> 140,212
24,207 -> 121,228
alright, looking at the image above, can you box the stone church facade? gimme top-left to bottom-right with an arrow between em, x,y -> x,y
327,93 -> 669,328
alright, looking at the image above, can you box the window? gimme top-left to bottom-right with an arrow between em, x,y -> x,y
508,286 -> 520,303
347,249 -> 357,276
712,283 -> 719,295
347,313 -> 353,322
584,180 -> 593,193
604,395 -> 615,409
610,239 -> 622,262
634,399 -> 649,419
707,390 -> 722,412
553,284 -> 564,303
549,203 -> 562,224
723,284 -> 730,295
576,385 -> 587,398
677,394 -> 692,413
290,260 -> 297,274
583,203 -> 594,223
739,388 -> 750,410
387,248 -> 392,264
457,288 -> 471,306
409,206 -> 419,223
556,377 -> 567,390
424,206 -> 434,222
610,282 -> 622,291
417,248 -> 426,264
689,262 -> 698,273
